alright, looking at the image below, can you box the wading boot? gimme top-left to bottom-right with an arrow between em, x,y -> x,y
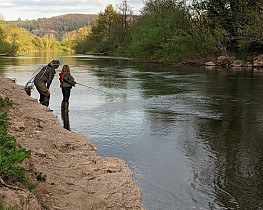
64,102 -> 69,112
61,102 -> 69,112
43,96 -> 50,107
61,110 -> 70,131
61,101 -> 65,111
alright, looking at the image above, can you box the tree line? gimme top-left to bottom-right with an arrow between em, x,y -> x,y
0,19 -> 64,55
0,13 -> 97,55
1,0 -> 262,63
72,0 -> 263,62
14,13 -> 97,41
64,0 -> 263,62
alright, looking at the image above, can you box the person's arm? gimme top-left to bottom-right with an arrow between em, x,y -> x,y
46,67 -> 56,89
64,75 -> 76,86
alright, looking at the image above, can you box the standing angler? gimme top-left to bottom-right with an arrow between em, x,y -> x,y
34,60 -> 60,107
59,64 -> 76,112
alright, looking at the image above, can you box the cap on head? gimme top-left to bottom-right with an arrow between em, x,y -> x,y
52,60 -> 60,65
49,60 -> 60,69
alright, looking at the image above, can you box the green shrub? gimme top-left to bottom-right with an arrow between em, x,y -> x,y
0,97 -> 12,109
0,112 -> 31,183
121,3 -> 220,62
0,202 -> 18,210
0,97 -> 31,185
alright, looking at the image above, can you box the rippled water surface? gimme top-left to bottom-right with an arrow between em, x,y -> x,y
1,53 -> 263,210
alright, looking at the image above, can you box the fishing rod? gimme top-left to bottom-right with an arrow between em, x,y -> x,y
76,82 -> 111,94
24,66 -> 43,96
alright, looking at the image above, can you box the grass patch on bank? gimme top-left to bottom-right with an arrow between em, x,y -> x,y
0,202 -> 17,210
0,97 -> 32,188
0,96 -> 48,209
0,98 -> 12,108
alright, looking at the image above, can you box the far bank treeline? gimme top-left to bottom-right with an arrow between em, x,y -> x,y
1,0 -> 263,63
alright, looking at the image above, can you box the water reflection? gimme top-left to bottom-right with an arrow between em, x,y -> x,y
181,70 -> 263,209
2,54 -> 263,209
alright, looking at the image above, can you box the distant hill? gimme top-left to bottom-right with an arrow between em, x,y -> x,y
8,13 -> 98,41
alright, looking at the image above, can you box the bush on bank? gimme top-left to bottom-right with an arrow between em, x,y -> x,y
0,97 -> 31,186
0,202 -> 17,210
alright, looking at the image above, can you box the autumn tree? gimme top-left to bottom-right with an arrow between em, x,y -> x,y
76,4 -> 134,54
62,26 -> 91,50
91,4 -> 121,52
4,24 -> 34,53
31,36 -> 45,51
0,17 -> 12,54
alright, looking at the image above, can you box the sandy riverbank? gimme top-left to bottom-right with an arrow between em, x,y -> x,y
0,76 -> 145,210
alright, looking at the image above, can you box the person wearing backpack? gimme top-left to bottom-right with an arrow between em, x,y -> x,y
59,64 -> 76,112
34,60 -> 60,107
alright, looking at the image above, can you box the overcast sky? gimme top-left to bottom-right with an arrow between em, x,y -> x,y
0,0 -> 145,21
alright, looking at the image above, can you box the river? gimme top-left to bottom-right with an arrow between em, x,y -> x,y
1,53 -> 263,210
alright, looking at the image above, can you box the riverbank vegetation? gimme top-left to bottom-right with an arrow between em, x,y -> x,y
14,14 -> 97,41
74,0 -> 263,62
0,97 -> 31,187
0,18 -> 66,55
0,203 -> 16,210
0,97 -> 35,209
0,13 -> 97,56
1,0 -> 262,62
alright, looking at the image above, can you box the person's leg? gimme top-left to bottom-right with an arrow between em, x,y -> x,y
39,94 -> 44,104
35,82 -> 50,106
62,88 -> 66,102
61,89 -> 66,110
61,88 -> 70,111
63,88 -> 71,102
61,89 -> 66,111
62,88 -> 71,111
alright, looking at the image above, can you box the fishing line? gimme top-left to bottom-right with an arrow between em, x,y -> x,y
76,82 -> 127,98
76,82 -> 110,94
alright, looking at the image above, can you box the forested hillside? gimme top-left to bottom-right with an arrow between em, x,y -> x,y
9,14 -> 98,41
1,0 -> 262,63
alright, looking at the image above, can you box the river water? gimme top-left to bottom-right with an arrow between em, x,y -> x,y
1,53 -> 263,210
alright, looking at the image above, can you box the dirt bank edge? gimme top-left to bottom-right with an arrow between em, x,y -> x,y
0,76 -> 145,210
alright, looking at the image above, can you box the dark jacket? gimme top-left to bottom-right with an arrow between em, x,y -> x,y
59,74 -> 76,88
34,65 -> 56,89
